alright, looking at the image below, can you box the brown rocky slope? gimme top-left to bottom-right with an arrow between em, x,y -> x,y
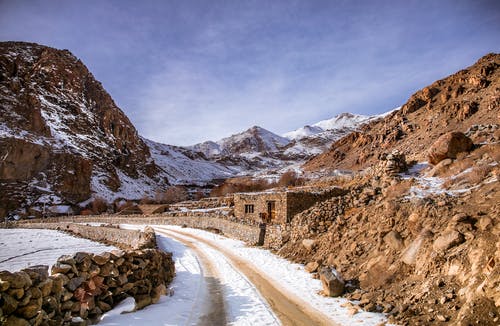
0,42 -> 169,218
278,53 -> 499,325
304,53 -> 499,173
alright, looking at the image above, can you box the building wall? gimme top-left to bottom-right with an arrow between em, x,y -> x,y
233,192 -> 288,224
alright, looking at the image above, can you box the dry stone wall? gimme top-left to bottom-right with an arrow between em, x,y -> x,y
16,223 -> 157,250
0,249 -> 174,325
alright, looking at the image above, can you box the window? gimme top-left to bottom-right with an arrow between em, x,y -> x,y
244,204 -> 254,214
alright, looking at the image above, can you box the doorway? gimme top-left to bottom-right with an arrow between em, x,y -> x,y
267,201 -> 276,222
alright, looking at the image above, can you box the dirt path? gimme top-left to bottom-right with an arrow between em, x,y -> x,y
160,231 -> 227,326
155,226 -> 336,326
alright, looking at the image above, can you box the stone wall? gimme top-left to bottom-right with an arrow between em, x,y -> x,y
234,192 -> 288,224
17,215 -> 270,247
0,249 -> 174,325
16,223 -> 157,250
233,187 -> 347,225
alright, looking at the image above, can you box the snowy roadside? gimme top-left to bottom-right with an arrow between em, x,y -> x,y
100,230 -> 279,325
121,224 -> 388,326
0,228 -> 116,272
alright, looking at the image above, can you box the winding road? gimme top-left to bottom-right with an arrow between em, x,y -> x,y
154,226 -> 335,326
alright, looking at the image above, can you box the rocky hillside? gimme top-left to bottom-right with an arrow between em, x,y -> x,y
304,53 -> 500,173
0,42 -> 169,217
279,134 -> 499,324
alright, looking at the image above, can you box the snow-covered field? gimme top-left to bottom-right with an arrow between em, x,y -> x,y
0,228 -> 116,272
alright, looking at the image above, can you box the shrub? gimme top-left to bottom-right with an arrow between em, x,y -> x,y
91,197 -> 108,214
155,186 -> 188,204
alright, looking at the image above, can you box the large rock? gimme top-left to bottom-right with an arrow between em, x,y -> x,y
427,132 -> 473,165
319,267 -> 345,297
302,239 -> 316,251
304,262 -> 320,273
433,230 -> 465,252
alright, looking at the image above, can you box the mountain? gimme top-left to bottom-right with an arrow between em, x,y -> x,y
0,42 -> 169,217
283,112 -> 379,140
281,112 -> 391,157
144,138 -> 239,185
191,126 -> 290,158
304,53 -> 500,173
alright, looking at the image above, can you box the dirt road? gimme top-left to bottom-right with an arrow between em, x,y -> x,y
155,226 -> 335,326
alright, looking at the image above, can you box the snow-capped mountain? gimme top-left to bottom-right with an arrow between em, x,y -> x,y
190,126 -> 290,158
0,41 -> 388,218
283,113 -> 378,140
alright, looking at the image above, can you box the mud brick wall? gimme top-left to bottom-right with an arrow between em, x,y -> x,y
0,249 -> 174,325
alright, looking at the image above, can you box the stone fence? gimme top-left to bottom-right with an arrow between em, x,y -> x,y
0,249 -> 174,325
16,223 -> 157,250
16,214 -> 285,249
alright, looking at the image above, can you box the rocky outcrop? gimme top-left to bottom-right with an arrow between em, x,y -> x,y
427,132 -> 474,165
304,53 -> 500,172
0,42 -> 169,218
0,249 -> 174,325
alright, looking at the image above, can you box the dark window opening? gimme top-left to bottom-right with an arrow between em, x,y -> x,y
244,204 -> 254,214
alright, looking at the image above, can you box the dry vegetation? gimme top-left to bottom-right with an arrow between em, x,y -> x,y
210,171 -> 305,196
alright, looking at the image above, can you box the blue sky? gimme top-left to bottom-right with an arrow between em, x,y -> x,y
1,0 -> 499,145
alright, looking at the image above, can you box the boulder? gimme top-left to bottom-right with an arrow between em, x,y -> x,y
433,231 -> 465,252
384,231 -> 404,251
428,132 -> 473,165
302,239 -> 316,251
304,262 -> 320,273
319,267 -> 345,297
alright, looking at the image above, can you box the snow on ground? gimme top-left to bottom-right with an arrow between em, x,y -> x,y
0,229 -> 116,272
101,231 -> 278,325
157,226 -> 388,326
120,225 -> 387,325
401,162 -> 497,198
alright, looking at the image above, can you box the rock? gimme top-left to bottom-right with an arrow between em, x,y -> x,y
39,278 -> 54,297
92,252 -> 111,266
0,271 -> 32,289
17,301 -> 41,319
67,276 -> 85,292
21,265 -> 49,283
302,239 -> 316,251
8,288 -> 24,300
305,262 -> 320,273
433,231 -> 465,252
401,229 -> 432,265
5,316 -> 29,326
50,273 -> 68,296
383,230 -> 404,250
97,301 -> 111,312
319,267 -> 345,297
0,280 -> 10,291
51,263 -> 73,274
1,292 -> 19,315
151,284 -> 167,304
134,294 -> 152,310
477,216 -> 492,231
428,132 -> 473,165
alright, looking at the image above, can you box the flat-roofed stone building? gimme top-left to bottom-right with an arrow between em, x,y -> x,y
234,187 -> 345,224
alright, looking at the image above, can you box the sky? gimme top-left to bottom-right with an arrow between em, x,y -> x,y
0,0 -> 499,146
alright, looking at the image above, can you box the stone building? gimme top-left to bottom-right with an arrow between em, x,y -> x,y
234,187 -> 345,224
